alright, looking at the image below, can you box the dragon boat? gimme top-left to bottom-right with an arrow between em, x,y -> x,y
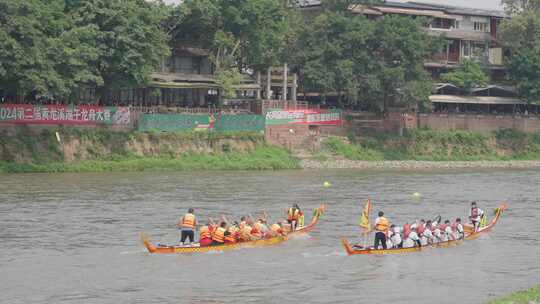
342,203 -> 507,255
141,205 -> 325,254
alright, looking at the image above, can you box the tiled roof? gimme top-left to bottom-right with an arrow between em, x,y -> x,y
408,2 -> 508,18
296,0 -> 508,18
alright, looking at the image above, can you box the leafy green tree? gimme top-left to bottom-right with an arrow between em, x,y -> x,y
68,0 -> 170,101
441,59 -> 489,95
172,0 -> 290,102
295,5 -> 437,111
502,0 -> 540,14
0,0 -> 93,100
500,0 -> 540,103
0,0 -> 170,102
506,49 -> 540,103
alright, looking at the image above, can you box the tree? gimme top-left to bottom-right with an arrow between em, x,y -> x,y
500,0 -> 540,103
0,0 -> 95,100
363,15 -> 439,111
441,59 -> 489,95
502,0 -> 540,15
172,0 -> 291,102
295,5 -> 438,111
68,0 -> 170,101
506,49 -> 540,103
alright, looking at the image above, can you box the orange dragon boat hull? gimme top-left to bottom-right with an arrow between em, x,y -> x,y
342,203 -> 507,255
141,206 -> 324,254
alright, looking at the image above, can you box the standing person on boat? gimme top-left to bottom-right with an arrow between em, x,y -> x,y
469,201 -> 484,232
373,211 -> 390,249
452,218 -> 464,239
287,204 -> 301,231
177,208 -> 197,245
211,222 -> 227,246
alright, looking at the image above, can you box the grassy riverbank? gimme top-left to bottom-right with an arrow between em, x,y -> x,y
0,127 -> 299,173
321,129 -> 540,161
486,285 -> 540,304
2,126 -> 540,173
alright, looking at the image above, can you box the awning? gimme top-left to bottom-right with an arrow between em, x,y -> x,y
149,81 -> 261,90
372,6 -> 461,19
471,85 -> 516,95
430,95 -> 526,105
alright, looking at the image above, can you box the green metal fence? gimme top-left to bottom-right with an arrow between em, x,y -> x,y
217,115 -> 265,132
138,114 -> 264,132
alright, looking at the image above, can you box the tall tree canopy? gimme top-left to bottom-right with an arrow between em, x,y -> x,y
294,1 -> 439,111
0,0 -> 170,102
169,0 -> 291,99
441,59 -> 489,95
502,0 -> 540,14
501,0 -> 540,103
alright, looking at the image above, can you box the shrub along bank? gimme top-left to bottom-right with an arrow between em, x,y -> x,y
322,129 -> 540,161
0,126 -> 299,173
486,284 -> 540,304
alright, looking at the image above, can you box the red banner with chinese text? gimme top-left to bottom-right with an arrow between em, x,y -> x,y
0,104 -> 131,125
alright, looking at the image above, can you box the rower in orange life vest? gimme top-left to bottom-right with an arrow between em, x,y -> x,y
211,222 -> 227,246
373,211 -> 390,249
469,201 -> 484,232
270,222 -> 284,236
224,222 -> 239,244
199,221 -> 214,247
287,204 -> 301,231
177,208 -> 197,245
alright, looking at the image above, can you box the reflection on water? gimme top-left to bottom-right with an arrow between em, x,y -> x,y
0,169 -> 539,304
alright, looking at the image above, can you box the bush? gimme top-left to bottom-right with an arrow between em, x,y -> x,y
325,137 -> 384,161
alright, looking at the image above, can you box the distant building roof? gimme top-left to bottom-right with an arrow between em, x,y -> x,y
430,95 -> 524,105
408,2 -> 508,18
296,0 -> 508,18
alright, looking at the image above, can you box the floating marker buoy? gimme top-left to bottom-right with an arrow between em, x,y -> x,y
413,192 -> 421,197
323,181 -> 332,188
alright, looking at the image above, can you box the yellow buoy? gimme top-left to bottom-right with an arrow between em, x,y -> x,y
323,181 -> 332,188
413,192 -> 421,198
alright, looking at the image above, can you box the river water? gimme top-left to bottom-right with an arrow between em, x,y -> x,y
1,169 -> 539,304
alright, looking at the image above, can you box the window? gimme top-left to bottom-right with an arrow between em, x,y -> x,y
474,22 -> 489,32
462,41 -> 472,57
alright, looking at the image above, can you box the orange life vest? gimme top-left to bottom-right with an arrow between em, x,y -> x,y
212,227 -> 226,243
224,231 -> 237,243
199,226 -> 211,240
287,208 -> 299,221
182,213 -> 196,229
240,225 -> 252,241
251,225 -> 262,239
375,217 -> 389,232
271,224 -> 282,234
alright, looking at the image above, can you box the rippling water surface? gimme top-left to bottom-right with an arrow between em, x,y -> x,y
1,169 -> 539,304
